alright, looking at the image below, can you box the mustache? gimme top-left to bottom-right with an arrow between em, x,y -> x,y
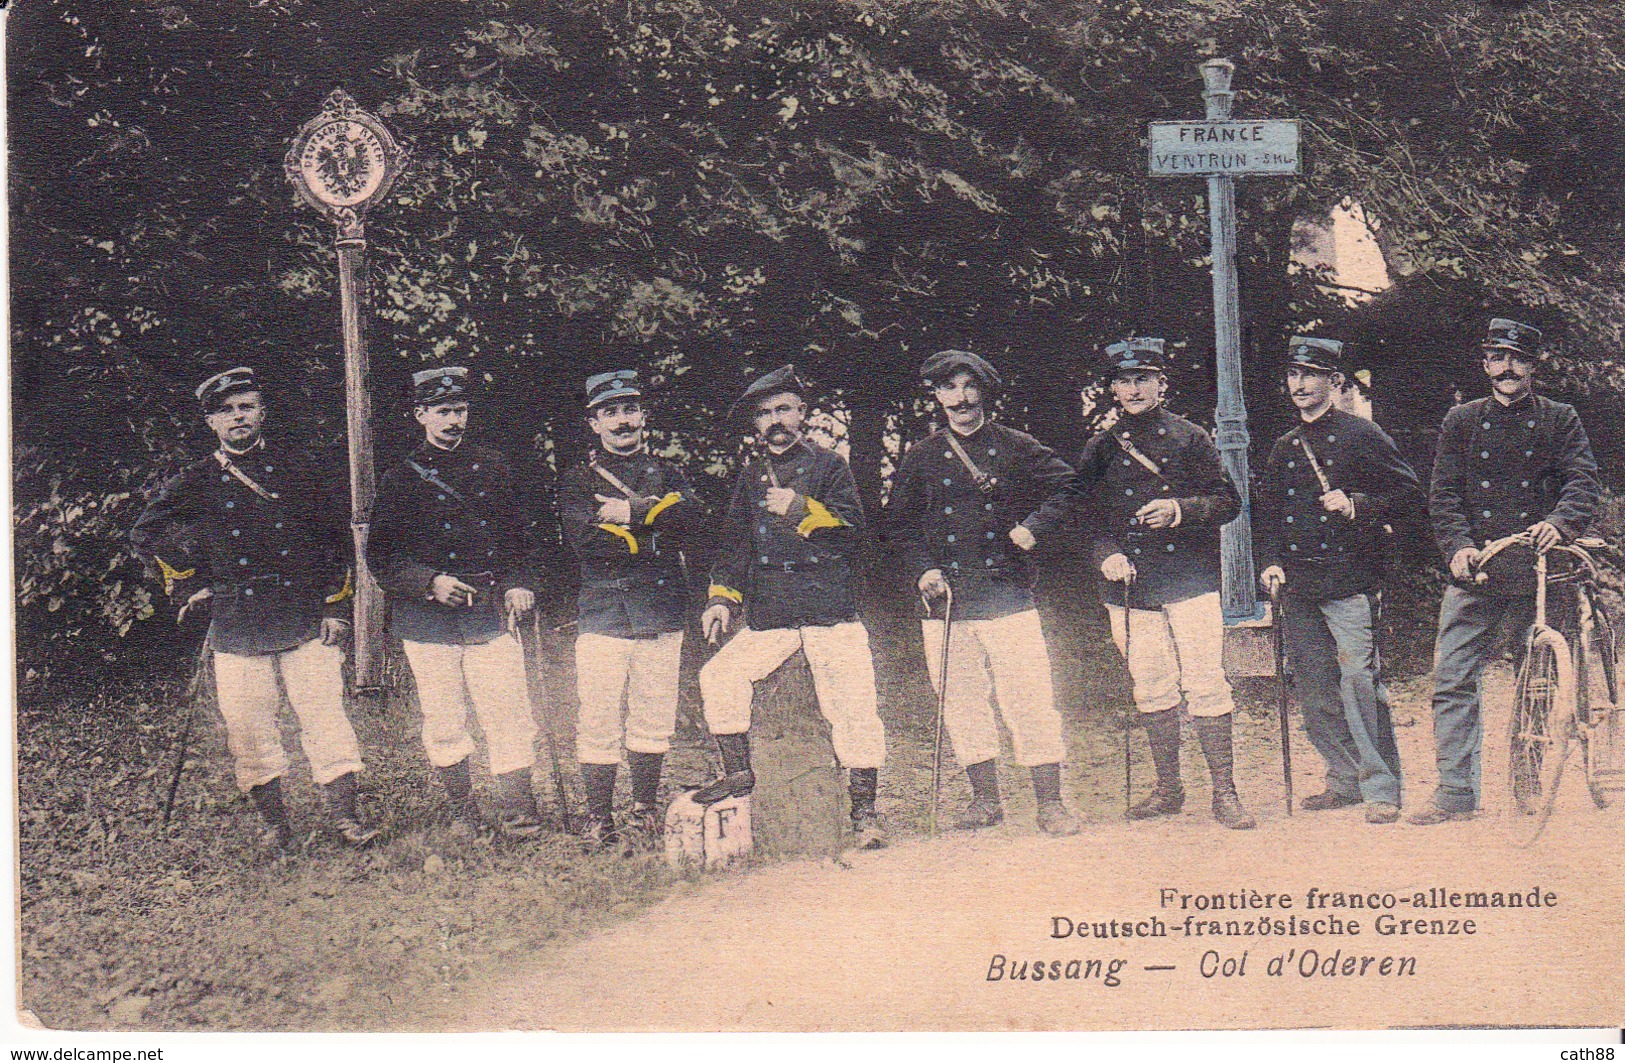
1493,371 -> 1527,382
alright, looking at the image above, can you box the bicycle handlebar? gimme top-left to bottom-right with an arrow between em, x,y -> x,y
1473,531 -> 1604,582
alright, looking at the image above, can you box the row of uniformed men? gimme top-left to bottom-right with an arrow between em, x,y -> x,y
130,314 -> 1598,851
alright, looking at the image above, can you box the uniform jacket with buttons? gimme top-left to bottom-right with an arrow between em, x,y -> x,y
1031,407 -> 1240,609
557,448 -> 704,638
1255,407 -> 1422,602
367,440 -> 537,645
884,421 -> 1074,621
708,440 -> 864,631
1430,393 -> 1599,595
130,438 -> 352,656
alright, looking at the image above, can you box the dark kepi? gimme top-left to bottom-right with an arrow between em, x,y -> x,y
585,369 -> 642,408
920,349 -> 1002,392
412,365 -> 472,406
195,366 -> 259,411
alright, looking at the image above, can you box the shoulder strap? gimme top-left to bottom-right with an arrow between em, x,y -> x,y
404,458 -> 468,505
1287,429 -> 1333,492
588,451 -> 641,500
944,430 -> 995,490
214,450 -> 280,503
1111,431 -> 1164,480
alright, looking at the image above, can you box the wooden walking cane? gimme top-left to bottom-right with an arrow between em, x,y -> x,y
1122,574 -> 1135,818
518,609 -> 578,833
1271,586 -> 1295,815
163,643 -> 214,829
926,582 -> 954,837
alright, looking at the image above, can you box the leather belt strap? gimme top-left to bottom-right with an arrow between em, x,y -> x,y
588,450 -> 641,500
405,459 -> 468,505
1111,432 -> 1164,480
945,431 -> 998,493
1289,430 -> 1334,494
214,450 -> 279,502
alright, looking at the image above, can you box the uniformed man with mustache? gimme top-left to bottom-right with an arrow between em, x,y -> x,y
1256,337 -> 1420,826
367,367 -> 546,838
1029,337 -> 1256,830
130,367 -> 377,851
886,350 -> 1083,835
1413,318 -> 1599,825
693,365 -> 889,850
556,369 -> 705,849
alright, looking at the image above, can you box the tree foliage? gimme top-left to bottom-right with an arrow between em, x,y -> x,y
11,0 -> 1625,662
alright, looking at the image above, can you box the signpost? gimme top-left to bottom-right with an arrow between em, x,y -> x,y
285,89 -> 406,691
1149,60 -> 1300,625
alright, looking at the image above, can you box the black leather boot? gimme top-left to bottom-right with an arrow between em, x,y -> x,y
1194,714 -> 1257,830
626,752 -> 666,849
494,768 -> 544,839
1128,708 -> 1185,820
848,767 -> 887,850
321,772 -> 380,848
249,777 -> 293,852
436,758 -> 483,832
691,732 -> 754,805
579,761 -> 619,850
955,759 -> 1004,829
1030,763 -> 1081,836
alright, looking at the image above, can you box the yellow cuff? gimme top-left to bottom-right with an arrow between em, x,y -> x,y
796,497 -> 848,538
598,523 -> 640,554
156,556 -> 196,596
324,569 -> 354,605
708,583 -> 743,604
644,492 -> 682,526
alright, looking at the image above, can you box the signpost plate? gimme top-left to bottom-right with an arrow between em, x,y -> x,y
1148,119 -> 1301,176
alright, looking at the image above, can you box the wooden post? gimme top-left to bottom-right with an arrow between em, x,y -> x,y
285,89 -> 406,692
1200,59 -> 1262,623
335,216 -> 386,689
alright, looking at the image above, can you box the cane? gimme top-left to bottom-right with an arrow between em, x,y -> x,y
924,581 -> 954,837
1121,573 -> 1135,818
1271,586 -> 1295,815
162,643 -> 213,829
519,610 -> 578,833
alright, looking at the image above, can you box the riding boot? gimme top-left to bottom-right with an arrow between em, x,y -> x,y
321,771 -> 380,848
1030,762 -> 1081,836
1128,708 -> 1185,820
626,751 -> 666,847
955,758 -> 1004,829
580,761 -> 619,850
494,768 -> 544,839
436,758 -> 483,832
848,767 -> 887,849
691,732 -> 754,804
1194,713 -> 1257,830
249,777 -> 293,851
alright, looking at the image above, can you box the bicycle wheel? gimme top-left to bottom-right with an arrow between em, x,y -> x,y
1509,626 -> 1576,818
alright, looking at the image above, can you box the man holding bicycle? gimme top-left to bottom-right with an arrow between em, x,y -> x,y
1416,319 -> 1600,825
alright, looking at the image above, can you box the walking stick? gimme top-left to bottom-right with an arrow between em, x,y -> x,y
1271,586 -> 1294,815
163,643 -> 213,829
925,581 -> 954,837
1122,574 -> 1135,818
519,610 -> 578,833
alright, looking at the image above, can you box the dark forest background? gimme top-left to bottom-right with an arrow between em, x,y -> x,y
12,0 -> 1625,684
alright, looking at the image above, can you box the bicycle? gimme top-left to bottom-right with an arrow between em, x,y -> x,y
1473,531 -> 1625,841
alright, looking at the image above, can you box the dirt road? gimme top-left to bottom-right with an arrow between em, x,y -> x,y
426,669 -> 1625,1032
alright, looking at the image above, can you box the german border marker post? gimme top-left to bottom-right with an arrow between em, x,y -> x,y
1149,59 -> 1301,628
284,89 -> 407,691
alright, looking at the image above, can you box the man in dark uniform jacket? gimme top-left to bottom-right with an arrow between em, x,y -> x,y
886,349 -> 1082,835
693,365 -> 889,849
130,367 -> 377,850
367,366 -> 544,838
1030,337 -> 1255,829
1256,337 -> 1421,825
557,369 -> 705,848
1414,318 -> 1600,824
